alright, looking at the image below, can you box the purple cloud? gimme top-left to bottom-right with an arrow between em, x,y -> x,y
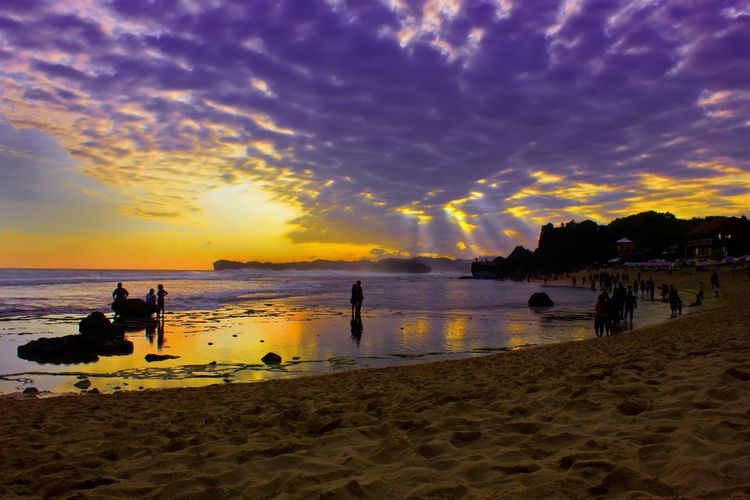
1,0 -> 749,257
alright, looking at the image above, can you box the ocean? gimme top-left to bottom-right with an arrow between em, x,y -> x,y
0,269 -> 672,395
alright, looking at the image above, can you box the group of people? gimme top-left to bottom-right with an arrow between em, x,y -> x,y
593,283 -> 639,337
112,282 -> 168,318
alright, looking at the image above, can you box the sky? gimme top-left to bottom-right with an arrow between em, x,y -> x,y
0,0 -> 749,269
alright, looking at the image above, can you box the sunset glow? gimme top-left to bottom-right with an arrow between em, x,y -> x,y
1,0 -> 748,269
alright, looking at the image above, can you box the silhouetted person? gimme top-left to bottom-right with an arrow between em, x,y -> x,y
351,281 -> 363,318
112,282 -> 129,302
624,287 -> 637,323
594,296 -> 608,337
145,288 -> 156,314
668,285 -> 681,317
156,284 -> 168,317
112,282 -> 129,319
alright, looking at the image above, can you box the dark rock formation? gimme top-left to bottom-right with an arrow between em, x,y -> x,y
22,387 -> 39,395
79,312 -> 124,337
145,354 -> 180,362
471,246 -> 534,278
112,298 -> 154,318
18,313 -> 134,364
528,292 -> 554,307
261,352 -> 282,365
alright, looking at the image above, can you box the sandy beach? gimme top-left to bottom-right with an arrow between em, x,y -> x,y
1,269 -> 748,498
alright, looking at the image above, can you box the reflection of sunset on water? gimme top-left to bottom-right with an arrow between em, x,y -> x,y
1,278 -> 674,395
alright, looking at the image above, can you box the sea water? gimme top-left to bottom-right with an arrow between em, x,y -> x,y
0,269 -> 672,395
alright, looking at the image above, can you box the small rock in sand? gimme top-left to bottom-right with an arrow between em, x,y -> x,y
23,387 -> 39,395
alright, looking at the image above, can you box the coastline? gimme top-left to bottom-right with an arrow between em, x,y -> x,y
1,269 -> 748,497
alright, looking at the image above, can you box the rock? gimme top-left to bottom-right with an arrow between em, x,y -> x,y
17,335 -> 134,364
74,379 -> 91,389
23,387 -> 39,395
144,354 -> 180,362
292,356 -> 300,360
528,292 -> 554,307
87,388 -> 100,395
261,352 -> 282,365
79,312 -> 124,337
112,298 -> 154,319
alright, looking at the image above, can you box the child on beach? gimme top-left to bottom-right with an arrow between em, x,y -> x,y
156,284 -> 168,317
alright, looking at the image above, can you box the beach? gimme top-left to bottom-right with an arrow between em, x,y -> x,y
1,268 -> 748,498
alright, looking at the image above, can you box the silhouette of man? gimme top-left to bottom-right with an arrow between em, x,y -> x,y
352,281 -> 364,318
112,282 -> 129,318
112,282 -> 129,302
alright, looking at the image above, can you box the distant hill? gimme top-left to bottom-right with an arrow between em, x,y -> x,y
213,257 -> 471,274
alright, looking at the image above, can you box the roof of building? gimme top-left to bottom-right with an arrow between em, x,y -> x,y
616,237 -> 634,244
686,217 -> 732,238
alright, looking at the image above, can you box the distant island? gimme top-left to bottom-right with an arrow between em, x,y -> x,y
213,257 -> 472,274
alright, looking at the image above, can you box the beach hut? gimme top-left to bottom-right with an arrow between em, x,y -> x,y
615,238 -> 636,259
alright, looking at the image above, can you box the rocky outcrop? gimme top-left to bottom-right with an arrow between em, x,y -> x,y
79,312 -> 124,337
17,334 -> 134,364
18,311 -> 133,364
528,292 -> 554,307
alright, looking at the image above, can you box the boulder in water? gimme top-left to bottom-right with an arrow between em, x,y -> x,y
79,312 -> 124,337
528,292 -> 554,307
17,334 -> 134,364
261,352 -> 282,365
112,298 -> 154,318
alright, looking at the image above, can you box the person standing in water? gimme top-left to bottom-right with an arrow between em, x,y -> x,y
351,281 -> 364,319
112,282 -> 129,302
156,284 -> 168,317
145,288 -> 157,314
112,282 -> 129,319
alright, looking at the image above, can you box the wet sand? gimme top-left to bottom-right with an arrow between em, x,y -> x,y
1,269 -> 748,498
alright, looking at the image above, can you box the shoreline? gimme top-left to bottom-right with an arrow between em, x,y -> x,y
1,269 -> 748,497
1,274 -> 683,397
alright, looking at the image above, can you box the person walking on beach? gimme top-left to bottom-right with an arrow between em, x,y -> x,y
156,284 -> 168,317
624,287 -> 637,324
594,295 -> 608,337
668,285 -> 681,317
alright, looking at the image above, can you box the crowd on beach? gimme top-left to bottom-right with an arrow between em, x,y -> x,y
584,270 -> 721,337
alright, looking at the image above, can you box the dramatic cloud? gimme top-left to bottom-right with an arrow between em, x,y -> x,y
1,0 -> 748,263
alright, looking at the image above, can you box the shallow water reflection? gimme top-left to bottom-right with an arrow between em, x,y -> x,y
0,280 -> 674,395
